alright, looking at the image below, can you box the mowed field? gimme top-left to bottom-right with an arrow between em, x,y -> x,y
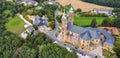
74,16 -> 106,27
56,0 -> 113,12
5,15 -> 25,34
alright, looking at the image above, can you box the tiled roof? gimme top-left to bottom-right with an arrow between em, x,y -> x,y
67,22 -> 115,46
67,22 -> 86,34
98,27 -> 119,35
97,28 -> 115,46
88,30 -> 100,39
80,31 -> 91,41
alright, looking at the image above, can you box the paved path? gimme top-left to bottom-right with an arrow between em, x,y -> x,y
89,41 -> 104,58
17,13 -> 32,26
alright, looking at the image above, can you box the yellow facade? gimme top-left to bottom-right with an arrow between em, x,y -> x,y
61,10 -> 113,51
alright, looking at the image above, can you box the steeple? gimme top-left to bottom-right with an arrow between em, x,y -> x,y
69,4 -> 74,13
68,4 -> 74,24
62,8 -> 67,19
61,9 -> 68,42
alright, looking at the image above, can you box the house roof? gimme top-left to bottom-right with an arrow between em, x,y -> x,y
26,26 -> 35,33
94,8 -> 113,11
34,15 -> 49,26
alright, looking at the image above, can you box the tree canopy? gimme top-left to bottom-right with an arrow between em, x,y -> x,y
82,0 -> 120,8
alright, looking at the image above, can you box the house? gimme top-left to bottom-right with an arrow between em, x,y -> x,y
46,0 -> 55,4
93,8 -> 113,16
26,26 -> 35,34
6,0 -> 13,2
18,0 -> 38,6
61,6 -> 115,51
33,15 -> 49,26
21,24 -> 35,39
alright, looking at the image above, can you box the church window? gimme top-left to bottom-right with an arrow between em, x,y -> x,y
83,41 -> 85,43
82,48 -> 84,50
82,44 -> 84,46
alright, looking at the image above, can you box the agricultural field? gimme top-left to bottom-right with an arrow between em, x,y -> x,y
74,16 -> 106,27
56,0 -> 113,12
5,15 -> 25,34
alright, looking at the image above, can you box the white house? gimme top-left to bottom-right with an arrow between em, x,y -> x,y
46,0 -> 55,4
18,0 -> 38,6
93,8 -> 113,16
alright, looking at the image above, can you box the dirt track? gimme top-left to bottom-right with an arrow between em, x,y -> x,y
56,0 -> 113,12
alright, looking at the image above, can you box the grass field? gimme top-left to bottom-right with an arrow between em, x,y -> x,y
74,16 -> 106,27
5,15 -> 25,34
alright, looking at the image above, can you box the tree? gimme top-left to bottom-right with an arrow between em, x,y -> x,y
48,21 -> 55,29
90,18 -> 97,27
75,8 -> 81,13
114,18 -> 120,28
101,18 -> 110,26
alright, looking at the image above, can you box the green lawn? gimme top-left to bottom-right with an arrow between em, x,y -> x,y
103,49 -> 117,58
74,16 -> 106,27
5,15 -> 25,35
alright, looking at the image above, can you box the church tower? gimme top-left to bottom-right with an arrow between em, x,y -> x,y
61,9 -> 68,42
69,5 -> 74,24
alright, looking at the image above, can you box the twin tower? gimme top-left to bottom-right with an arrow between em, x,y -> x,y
61,5 -> 74,41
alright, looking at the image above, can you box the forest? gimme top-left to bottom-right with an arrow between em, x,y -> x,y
82,0 -> 120,8
0,1 -> 78,58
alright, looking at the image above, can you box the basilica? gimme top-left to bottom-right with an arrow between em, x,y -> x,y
61,6 -> 115,51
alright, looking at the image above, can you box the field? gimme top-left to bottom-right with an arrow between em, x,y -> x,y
74,16 -> 106,27
56,0 -> 113,12
5,15 -> 25,34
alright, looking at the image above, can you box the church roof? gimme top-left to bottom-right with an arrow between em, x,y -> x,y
67,22 -> 86,34
67,23 -> 115,46
80,31 -> 91,41
97,28 -> 115,46
88,30 -> 100,39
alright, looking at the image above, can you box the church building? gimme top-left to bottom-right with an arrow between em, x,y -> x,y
61,6 -> 115,51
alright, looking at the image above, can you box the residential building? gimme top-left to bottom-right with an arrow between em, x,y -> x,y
33,15 -> 49,26
93,8 -> 113,16
18,0 -> 38,6
46,0 -> 55,4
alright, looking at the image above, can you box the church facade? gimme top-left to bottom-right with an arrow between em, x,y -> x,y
61,6 -> 115,51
